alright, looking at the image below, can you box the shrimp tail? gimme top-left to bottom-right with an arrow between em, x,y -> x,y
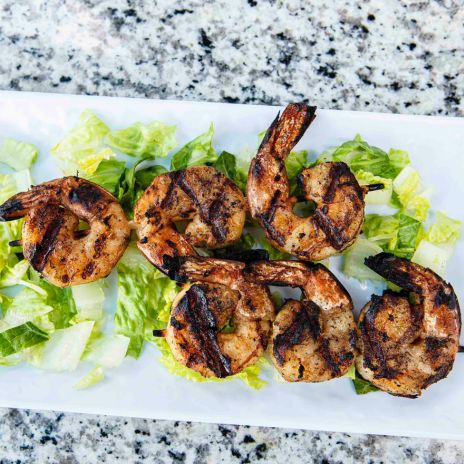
365,252 -> 423,293
261,103 -> 317,160
0,197 -> 28,221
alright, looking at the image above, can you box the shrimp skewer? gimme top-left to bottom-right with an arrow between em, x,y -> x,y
0,176 -> 130,287
161,255 -> 275,378
247,103 -> 380,261
246,260 -> 357,382
357,253 -> 461,397
134,166 -> 246,275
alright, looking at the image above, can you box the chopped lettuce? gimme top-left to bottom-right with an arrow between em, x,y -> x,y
134,164 -> 167,189
115,245 -> 177,358
85,159 -> 125,195
412,240 -> 454,276
343,238 -> 384,282
0,260 -> 47,295
355,170 -> 392,205
153,338 -> 266,389
86,335 -> 129,368
395,214 -> 422,259
0,322 -> 49,357
170,124 -> 217,170
214,151 -> 248,192
72,281 -> 105,322
0,138 -> 38,171
106,121 -> 177,159
0,287 -> 53,331
331,135 -> 407,179
352,374 -> 379,395
285,150 -> 308,180
39,321 -> 94,372
0,169 -> 33,204
74,366 -> 105,390
427,212 -> 461,244
256,236 -> 289,260
50,110 -> 114,175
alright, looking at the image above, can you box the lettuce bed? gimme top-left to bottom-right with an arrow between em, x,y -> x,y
0,111 -> 460,393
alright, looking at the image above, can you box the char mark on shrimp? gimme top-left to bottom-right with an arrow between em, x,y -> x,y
173,284 -> 233,378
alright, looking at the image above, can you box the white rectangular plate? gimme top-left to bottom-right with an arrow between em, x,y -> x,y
0,91 -> 463,439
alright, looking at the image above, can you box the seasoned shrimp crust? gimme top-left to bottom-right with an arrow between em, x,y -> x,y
0,176 -> 130,287
247,103 -> 371,261
134,166 -> 246,274
356,253 -> 461,397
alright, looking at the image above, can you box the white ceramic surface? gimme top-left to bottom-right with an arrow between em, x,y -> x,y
0,91 -> 463,439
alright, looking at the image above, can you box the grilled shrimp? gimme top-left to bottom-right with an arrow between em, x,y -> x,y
134,166 -> 246,274
246,260 -> 357,382
160,254 -> 275,378
0,177 -> 130,287
247,103 -> 381,261
357,253 -> 461,397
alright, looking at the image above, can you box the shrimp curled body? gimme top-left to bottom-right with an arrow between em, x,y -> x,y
247,103 -> 370,261
134,166 -> 246,274
163,255 -> 275,378
246,260 -> 357,382
357,253 -> 461,397
0,176 -> 130,287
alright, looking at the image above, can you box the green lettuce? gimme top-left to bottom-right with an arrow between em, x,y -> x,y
331,135 -> 409,179
355,170 -> 392,205
134,164 -> 167,189
153,338 -> 266,390
0,138 -> 38,171
343,238 -> 384,282
74,366 -> 105,390
0,170 -> 33,204
0,322 -> 49,357
106,121 -> 177,158
214,151 -> 248,192
50,110 -> 114,175
427,212 -> 461,244
285,150 -> 308,180
115,245 -> 177,358
85,159 -> 125,195
170,124 -> 217,170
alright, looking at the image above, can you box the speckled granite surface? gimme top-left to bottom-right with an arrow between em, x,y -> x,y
0,0 -> 463,462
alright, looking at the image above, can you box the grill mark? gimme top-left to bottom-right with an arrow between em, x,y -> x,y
173,284 -> 232,378
312,209 -> 345,249
93,234 -> 106,259
176,171 -> 227,242
257,189 -> 286,246
359,295 -> 389,374
273,301 -> 321,365
434,286 -> 457,309
159,171 -> 182,210
68,182 -> 104,209
319,339 -> 341,376
28,211 -> 65,272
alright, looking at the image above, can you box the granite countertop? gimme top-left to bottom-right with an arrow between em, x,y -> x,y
0,0 -> 463,462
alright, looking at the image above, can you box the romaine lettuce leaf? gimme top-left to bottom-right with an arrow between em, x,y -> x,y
50,110 -> 114,175
72,281 -> 105,322
343,238 -> 384,282
106,121 -> 177,159
363,214 -> 399,249
0,322 -> 49,357
85,159 -> 125,195
0,287 -> 53,331
214,151 -> 248,192
134,164 -> 167,189
395,214 -> 422,259
285,150 -> 308,180
412,240 -> 453,277
0,138 -> 38,171
170,124 -> 217,170
86,335 -> 129,368
355,170 -> 392,205
74,366 -> 104,390
153,338 -> 266,389
115,245 -> 177,358
427,212 -> 461,244
0,170 -> 33,204
39,321 -> 94,371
